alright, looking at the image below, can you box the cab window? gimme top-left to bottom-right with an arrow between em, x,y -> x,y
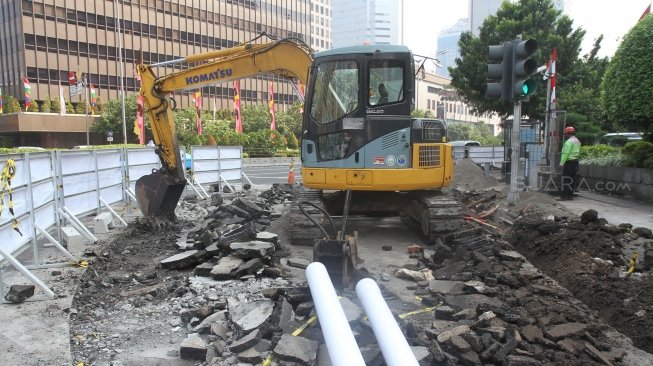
369,60 -> 404,106
310,60 -> 359,125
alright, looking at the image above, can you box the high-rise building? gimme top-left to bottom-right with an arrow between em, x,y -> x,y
1,0 -> 310,110
436,18 -> 469,78
310,0 -> 332,51
331,0 -> 400,48
469,0 -> 503,36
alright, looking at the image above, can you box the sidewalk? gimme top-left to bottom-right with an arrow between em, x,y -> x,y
559,191 -> 653,230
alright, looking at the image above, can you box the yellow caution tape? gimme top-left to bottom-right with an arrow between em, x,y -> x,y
72,260 -> 89,268
292,315 -> 318,336
398,304 -> 441,319
261,353 -> 276,366
0,159 -> 21,236
627,253 -> 638,275
75,363 -> 85,366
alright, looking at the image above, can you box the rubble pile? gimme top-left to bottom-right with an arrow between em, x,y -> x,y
70,183 -> 653,365
507,210 -> 653,354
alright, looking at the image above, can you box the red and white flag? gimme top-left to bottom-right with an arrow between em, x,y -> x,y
549,48 -> 556,106
268,81 -> 276,130
233,80 -> 243,133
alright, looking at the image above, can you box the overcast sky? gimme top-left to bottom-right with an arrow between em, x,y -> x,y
403,0 -> 652,59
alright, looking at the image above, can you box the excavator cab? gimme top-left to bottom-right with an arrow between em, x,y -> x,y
301,45 -> 451,192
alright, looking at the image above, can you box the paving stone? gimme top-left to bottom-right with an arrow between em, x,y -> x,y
520,325 -> 543,343
437,325 -> 470,343
4,284 -> 35,303
160,250 -> 206,269
237,346 -> 264,364
232,258 -> 265,278
498,250 -> 525,262
229,329 -> 260,353
444,294 -> 503,312
273,334 -> 318,366
435,305 -> 457,320
210,255 -> 244,280
194,262 -> 215,277
459,351 -> 482,366
411,345 -> 432,365
278,297 -> 298,334
287,257 -> 311,269
256,231 -> 279,244
230,241 -> 275,259
180,334 -> 207,361
450,335 -> 472,353
545,322 -> 587,340
229,299 -> 274,333
339,297 -> 363,326
504,354 -> 541,365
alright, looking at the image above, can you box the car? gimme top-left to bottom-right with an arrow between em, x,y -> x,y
600,132 -> 643,146
449,140 -> 481,147
16,146 -> 46,151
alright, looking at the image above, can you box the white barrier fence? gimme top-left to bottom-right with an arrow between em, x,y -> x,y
452,145 -> 505,167
0,145 -> 243,301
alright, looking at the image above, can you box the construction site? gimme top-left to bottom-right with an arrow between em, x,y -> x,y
0,154 -> 651,366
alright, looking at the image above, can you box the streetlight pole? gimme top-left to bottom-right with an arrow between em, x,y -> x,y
115,0 -> 127,145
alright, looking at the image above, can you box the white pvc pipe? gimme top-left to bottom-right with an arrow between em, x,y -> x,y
306,262 -> 365,366
356,278 -> 419,366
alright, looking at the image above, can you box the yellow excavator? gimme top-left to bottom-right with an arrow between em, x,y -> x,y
135,37 -> 312,220
136,36 -> 461,244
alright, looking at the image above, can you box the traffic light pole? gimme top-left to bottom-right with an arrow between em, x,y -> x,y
508,100 -> 522,204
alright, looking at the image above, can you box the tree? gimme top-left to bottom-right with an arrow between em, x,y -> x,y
559,37 -> 610,130
449,0 -> 585,121
4,96 -> 21,113
41,97 -> 52,113
565,112 -> 604,145
27,100 -> 40,112
240,104 -> 272,133
51,97 -> 61,114
93,94 -> 150,143
75,100 -> 90,114
601,15 -> 653,140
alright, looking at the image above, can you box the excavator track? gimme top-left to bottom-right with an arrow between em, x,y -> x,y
289,188 -> 330,246
413,192 -> 464,244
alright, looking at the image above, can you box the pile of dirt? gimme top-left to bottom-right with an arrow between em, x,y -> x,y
452,159 -> 500,191
507,212 -> 653,354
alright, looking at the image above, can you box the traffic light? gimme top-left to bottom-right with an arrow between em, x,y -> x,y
511,39 -> 538,99
486,42 -> 514,102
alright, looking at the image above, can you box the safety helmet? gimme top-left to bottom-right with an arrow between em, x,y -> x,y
564,126 -> 576,134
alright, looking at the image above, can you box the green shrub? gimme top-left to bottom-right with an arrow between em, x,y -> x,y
579,144 -> 625,167
622,141 -> 653,169
27,100 -> 40,112
41,97 -> 52,113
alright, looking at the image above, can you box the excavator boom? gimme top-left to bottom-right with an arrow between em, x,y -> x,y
135,37 -> 312,220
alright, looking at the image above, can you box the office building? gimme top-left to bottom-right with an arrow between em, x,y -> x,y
331,0 -> 400,48
0,0 -> 310,146
310,0 -> 332,51
436,18 -> 468,78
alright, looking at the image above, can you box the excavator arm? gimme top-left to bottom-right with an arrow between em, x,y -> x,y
135,37 -> 312,220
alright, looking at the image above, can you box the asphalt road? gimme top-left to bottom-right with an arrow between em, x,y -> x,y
243,164 -> 303,186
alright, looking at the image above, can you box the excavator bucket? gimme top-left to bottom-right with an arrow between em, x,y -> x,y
135,172 -> 187,219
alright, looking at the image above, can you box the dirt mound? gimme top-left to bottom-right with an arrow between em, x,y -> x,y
453,159 -> 500,190
507,214 -> 653,354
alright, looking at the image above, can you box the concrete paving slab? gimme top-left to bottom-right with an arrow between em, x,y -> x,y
559,191 -> 653,230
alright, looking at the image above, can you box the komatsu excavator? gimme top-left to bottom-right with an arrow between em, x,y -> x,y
135,37 -> 312,220
136,36 -> 461,244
